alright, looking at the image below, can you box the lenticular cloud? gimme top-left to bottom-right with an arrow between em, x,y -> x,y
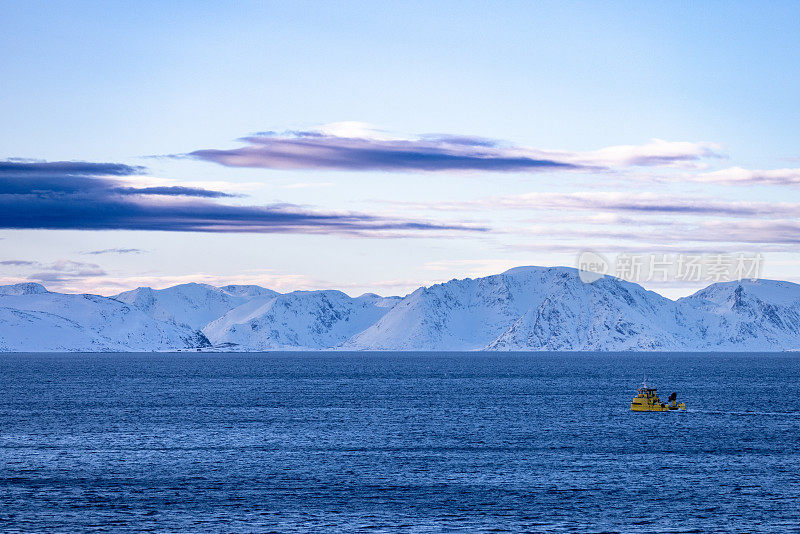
188,123 -> 724,173
190,132 -> 581,172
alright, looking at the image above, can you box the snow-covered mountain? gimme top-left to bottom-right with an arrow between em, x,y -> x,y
677,279 -> 800,351
345,266 -> 688,351
0,283 -> 209,352
203,291 -> 400,350
114,283 -> 278,330
2,267 -> 800,352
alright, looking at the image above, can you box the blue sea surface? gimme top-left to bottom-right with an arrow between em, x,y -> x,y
1,352 -> 799,533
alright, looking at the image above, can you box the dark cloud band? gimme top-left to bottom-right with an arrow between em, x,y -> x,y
189,133 -> 583,172
0,159 -> 486,235
187,129 -> 724,172
0,160 -> 232,198
111,186 -> 238,198
0,160 -> 144,176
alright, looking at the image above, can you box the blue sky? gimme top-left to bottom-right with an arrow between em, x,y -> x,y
2,1 -> 799,297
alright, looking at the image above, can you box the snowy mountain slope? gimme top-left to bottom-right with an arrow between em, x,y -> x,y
3,269 -> 800,352
345,269 -> 537,350
486,272 -> 693,350
114,283 -> 277,330
219,285 -> 280,299
0,285 -> 209,351
202,290 -> 401,350
0,282 -> 51,296
0,305 -> 117,352
678,279 -> 800,351
345,267 -> 688,351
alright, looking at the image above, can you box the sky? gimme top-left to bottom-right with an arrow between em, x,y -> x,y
2,0 -> 800,298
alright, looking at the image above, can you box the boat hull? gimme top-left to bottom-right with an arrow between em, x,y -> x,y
630,402 -> 685,412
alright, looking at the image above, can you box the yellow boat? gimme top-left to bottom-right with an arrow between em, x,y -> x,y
630,379 -> 685,411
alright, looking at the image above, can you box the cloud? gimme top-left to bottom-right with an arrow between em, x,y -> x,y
567,139 -> 724,168
82,248 -> 146,255
504,192 -> 800,218
29,260 -> 106,281
0,259 -> 108,284
0,260 -> 37,266
0,160 -> 233,198
111,186 -> 238,198
697,220 -> 800,244
0,195 -> 484,234
188,123 -> 723,173
0,160 -> 144,176
505,241 -> 791,255
191,134 -> 579,173
0,159 -> 485,235
513,219 -> 800,247
387,192 -> 800,219
693,166 -> 800,187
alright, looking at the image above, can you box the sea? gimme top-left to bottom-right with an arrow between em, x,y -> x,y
1,352 -> 799,533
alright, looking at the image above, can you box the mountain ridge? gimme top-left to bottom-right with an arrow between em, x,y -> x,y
1,266 -> 798,352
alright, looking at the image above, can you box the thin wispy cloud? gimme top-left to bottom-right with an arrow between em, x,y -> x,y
505,241 -> 790,255
0,260 -> 38,266
534,139 -> 725,169
693,166 -> 800,187
0,259 -> 107,284
82,248 -> 146,255
0,159 -> 487,236
188,123 -> 723,173
698,219 -> 800,244
514,219 -> 800,246
30,260 -> 106,283
386,192 -> 800,219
